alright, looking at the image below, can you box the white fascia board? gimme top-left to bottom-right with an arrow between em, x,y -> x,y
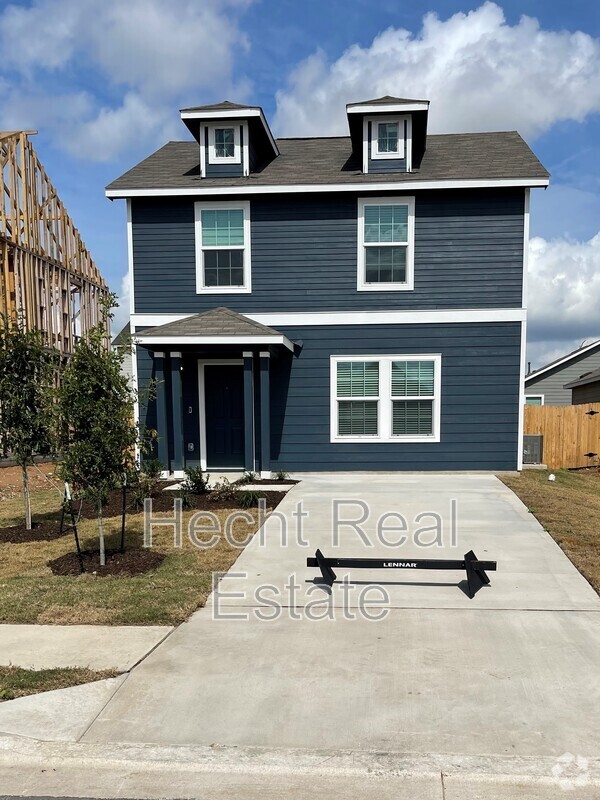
181,109 -> 262,120
250,308 -> 526,326
180,108 -> 279,156
106,177 -> 550,199
525,339 -> 600,383
132,308 -> 526,331
347,103 -> 429,114
135,334 -> 294,351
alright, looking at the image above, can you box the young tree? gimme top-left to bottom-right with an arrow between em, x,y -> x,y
57,300 -> 138,565
0,317 -> 56,530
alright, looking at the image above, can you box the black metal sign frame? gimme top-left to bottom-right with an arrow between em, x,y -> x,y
307,549 -> 497,598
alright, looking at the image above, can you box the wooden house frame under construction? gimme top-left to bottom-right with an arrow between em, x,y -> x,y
1,130 -> 107,357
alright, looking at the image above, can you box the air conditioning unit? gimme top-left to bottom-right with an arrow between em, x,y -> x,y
523,434 -> 543,465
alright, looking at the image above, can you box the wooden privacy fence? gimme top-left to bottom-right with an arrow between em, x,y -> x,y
524,403 -> 600,469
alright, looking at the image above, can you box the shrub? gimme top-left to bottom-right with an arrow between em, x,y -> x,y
237,471 -> 257,485
274,470 -> 289,481
210,477 -> 236,502
236,490 -> 264,509
182,466 -> 210,495
143,459 -> 164,480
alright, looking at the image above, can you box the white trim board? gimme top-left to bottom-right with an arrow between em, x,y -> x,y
525,339 -> 600,383
131,308 -> 526,332
347,103 -> 429,114
106,177 -> 549,199
136,334 -> 294,351
126,199 -> 135,316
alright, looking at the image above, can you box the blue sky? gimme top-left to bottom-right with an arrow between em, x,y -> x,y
1,0 -> 599,367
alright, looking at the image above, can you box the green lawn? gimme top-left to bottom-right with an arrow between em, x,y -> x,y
0,665 -> 119,701
501,469 -> 600,594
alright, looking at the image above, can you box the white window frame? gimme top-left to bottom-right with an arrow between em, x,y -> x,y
330,354 -> 441,444
525,394 -> 544,406
207,124 -> 241,164
370,117 -> 405,160
357,196 -> 415,292
194,200 -> 251,294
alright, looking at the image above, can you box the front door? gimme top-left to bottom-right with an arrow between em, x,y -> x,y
204,365 -> 245,468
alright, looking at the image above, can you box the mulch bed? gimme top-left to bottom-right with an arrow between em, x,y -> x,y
0,520 -> 65,544
48,548 -> 165,577
74,487 -> 287,516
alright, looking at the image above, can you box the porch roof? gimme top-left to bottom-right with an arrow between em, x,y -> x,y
135,306 -> 294,351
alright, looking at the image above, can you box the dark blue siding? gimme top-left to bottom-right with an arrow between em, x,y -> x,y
269,322 -> 521,471
132,189 -> 525,313
136,322 -> 522,472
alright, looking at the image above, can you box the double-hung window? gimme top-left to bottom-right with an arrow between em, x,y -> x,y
195,201 -> 251,293
331,355 -> 441,443
357,196 -> 415,291
207,124 -> 241,164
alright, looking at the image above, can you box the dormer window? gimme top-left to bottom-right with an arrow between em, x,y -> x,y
208,124 -> 241,164
371,118 -> 404,160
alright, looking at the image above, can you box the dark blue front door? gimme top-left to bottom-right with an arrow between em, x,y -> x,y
205,365 -> 245,468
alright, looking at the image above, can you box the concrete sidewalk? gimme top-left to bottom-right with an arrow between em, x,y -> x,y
0,624 -> 173,671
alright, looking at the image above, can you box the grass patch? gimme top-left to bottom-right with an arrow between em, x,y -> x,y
0,486 -> 272,625
501,469 -> 600,593
0,665 -> 119,701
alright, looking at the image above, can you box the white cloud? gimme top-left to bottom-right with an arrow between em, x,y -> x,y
274,2 -> 600,137
0,0 -> 251,160
527,232 -> 600,368
111,271 -> 131,339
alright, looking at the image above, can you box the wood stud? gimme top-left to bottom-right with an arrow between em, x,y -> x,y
0,130 -> 108,357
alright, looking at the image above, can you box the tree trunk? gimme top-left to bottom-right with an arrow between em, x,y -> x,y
22,466 -> 32,531
98,500 -> 106,567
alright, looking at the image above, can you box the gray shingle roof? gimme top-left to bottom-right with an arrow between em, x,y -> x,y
139,307 -> 284,338
107,131 -> 549,192
180,100 -> 258,113
526,340 -> 600,380
563,367 -> 600,389
347,95 -> 429,107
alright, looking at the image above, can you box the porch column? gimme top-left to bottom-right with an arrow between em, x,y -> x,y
170,351 -> 184,473
243,351 -> 254,472
154,352 -> 169,471
259,351 -> 271,478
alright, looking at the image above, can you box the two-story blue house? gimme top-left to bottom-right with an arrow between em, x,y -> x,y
106,96 -> 549,476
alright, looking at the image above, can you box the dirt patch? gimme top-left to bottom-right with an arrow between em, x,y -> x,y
0,520 -> 68,544
48,548 -> 165,577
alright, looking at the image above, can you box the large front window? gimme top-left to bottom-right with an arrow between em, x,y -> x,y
357,197 -> 414,291
195,202 -> 251,293
331,355 -> 441,443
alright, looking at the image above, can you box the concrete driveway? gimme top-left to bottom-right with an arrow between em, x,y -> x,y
83,473 -> 600,777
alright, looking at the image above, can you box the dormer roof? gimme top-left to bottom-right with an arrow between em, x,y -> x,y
346,95 -> 430,112
179,100 -> 279,159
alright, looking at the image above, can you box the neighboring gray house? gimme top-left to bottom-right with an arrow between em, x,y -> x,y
525,340 -> 600,406
564,367 -> 600,405
105,95 -> 549,475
